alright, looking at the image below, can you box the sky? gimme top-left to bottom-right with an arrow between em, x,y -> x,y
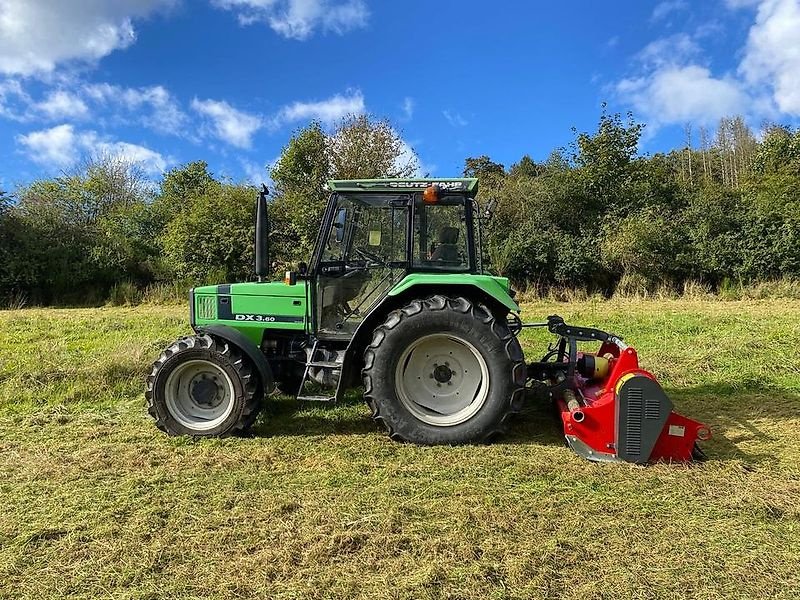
1,0 -> 799,188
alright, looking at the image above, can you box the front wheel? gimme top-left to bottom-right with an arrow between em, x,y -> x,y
145,335 -> 262,436
363,295 -> 526,444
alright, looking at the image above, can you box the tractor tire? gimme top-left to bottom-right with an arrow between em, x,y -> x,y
363,295 -> 526,444
145,334 -> 262,437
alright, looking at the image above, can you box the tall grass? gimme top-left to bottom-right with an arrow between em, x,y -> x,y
515,277 -> 800,303
107,281 -> 189,307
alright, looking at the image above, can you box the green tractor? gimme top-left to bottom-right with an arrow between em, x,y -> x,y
146,178 -> 711,462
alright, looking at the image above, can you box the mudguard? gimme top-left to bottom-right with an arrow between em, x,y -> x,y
195,324 -> 275,394
334,279 -> 518,402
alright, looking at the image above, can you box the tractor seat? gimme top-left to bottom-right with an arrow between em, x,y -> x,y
431,226 -> 461,264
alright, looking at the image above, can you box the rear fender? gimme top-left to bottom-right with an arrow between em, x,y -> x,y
335,282 -> 516,401
195,324 -> 275,394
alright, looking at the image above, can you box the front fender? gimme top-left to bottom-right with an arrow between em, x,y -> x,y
195,324 -> 275,394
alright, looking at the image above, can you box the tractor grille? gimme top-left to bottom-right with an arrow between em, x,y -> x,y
196,295 -> 216,320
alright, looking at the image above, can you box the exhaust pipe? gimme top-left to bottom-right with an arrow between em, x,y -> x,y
255,184 -> 270,282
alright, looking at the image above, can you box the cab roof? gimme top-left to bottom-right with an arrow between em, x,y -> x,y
327,178 -> 478,197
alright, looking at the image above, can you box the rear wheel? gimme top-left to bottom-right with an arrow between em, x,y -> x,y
363,295 -> 526,444
146,335 -> 262,436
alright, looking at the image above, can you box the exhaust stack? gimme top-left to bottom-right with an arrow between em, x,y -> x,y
255,184 -> 270,282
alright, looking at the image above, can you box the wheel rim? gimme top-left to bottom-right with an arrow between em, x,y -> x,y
394,333 -> 490,426
164,360 -> 235,431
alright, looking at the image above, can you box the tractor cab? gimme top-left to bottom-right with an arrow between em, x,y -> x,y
311,179 -> 480,338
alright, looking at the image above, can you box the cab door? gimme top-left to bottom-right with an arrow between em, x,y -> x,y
313,194 -> 409,338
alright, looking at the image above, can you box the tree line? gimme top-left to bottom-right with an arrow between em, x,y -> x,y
0,111 -> 798,306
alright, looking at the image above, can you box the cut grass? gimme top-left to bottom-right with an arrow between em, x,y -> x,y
1,300 -> 799,599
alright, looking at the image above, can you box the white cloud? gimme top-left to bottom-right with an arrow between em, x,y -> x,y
98,141 -> 167,174
0,78 -> 28,119
34,90 -> 89,120
213,0 -> 368,40
617,33 -> 737,126
617,65 -> 748,126
241,159 -> 272,186
272,89 -> 365,127
0,0 -> 176,76
651,0 -> 688,21
616,0 -> 800,128
636,33 -> 701,68
84,83 -> 188,134
17,124 -> 81,167
443,110 -> 468,127
191,98 -> 263,148
401,97 -> 415,121
0,79 -> 188,137
16,123 -> 167,174
739,0 -> 800,114
395,138 -> 423,177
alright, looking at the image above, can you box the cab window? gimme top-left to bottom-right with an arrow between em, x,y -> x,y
413,196 -> 469,270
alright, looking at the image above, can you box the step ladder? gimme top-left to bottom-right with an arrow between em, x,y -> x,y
296,339 -> 341,403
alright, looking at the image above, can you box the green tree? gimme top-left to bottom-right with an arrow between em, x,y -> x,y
160,182 -> 255,283
329,115 -> 419,180
7,156 -> 156,303
573,110 -> 644,215
270,122 -> 331,265
270,115 -> 419,265
463,155 -> 505,180
601,209 -> 687,288
509,155 -> 542,179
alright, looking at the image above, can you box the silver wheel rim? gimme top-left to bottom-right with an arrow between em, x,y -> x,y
164,360 -> 235,431
394,333 -> 490,426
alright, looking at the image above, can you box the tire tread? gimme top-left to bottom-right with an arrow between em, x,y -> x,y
362,294 -> 525,444
145,334 -> 262,436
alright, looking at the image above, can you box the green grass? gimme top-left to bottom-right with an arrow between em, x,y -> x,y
1,300 -> 799,599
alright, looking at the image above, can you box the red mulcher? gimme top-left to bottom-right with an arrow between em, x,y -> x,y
522,315 -> 711,464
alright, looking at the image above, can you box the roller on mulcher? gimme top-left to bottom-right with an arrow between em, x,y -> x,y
146,179 -> 710,463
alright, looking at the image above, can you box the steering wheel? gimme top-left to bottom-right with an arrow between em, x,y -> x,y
353,247 -> 384,265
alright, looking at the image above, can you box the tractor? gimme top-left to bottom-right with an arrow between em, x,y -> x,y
146,178 -> 711,463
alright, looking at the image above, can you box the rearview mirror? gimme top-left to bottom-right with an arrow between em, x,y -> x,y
334,208 -> 346,242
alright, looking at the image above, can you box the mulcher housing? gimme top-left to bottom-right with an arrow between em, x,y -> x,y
147,178 -> 711,463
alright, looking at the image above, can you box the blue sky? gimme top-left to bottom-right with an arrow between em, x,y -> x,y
1,0 -> 798,188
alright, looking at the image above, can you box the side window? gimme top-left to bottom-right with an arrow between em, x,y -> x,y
413,197 -> 469,270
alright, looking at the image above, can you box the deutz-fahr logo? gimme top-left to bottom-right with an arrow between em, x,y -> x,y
235,314 -> 277,322
387,181 -> 466,190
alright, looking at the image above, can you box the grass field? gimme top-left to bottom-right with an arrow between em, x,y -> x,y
1,300 -> 799,599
